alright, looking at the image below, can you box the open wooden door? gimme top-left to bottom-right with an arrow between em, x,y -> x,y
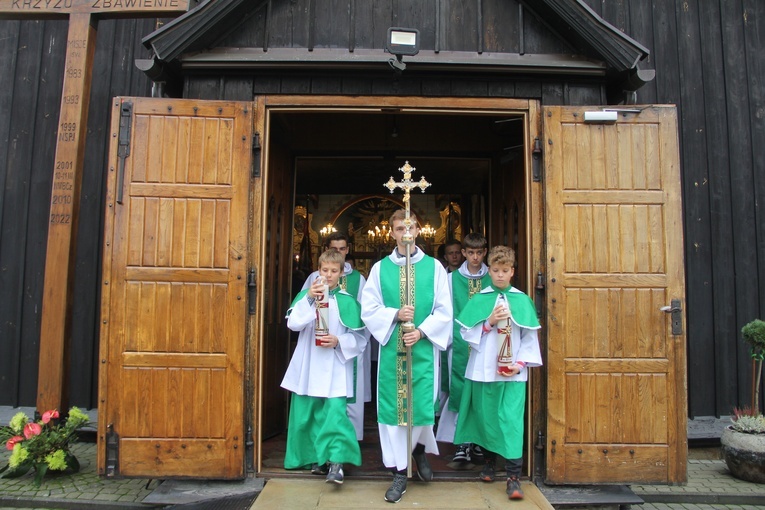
98,97 -> 253,478
258,102 -> 295,441
544,106 -> 687,484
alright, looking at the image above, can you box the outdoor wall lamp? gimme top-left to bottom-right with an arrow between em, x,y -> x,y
386,27 -> 420,73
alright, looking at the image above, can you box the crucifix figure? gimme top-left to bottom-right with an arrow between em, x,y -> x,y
0,0 -> 194,414
384,161 -> 430,477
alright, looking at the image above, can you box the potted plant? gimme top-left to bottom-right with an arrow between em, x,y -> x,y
0,407 -> 90,487
720,319 -> 765,483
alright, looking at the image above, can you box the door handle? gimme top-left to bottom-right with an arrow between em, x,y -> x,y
661,299 -> 683,335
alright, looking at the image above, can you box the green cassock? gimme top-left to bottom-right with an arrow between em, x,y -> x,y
448,270 -> 493,412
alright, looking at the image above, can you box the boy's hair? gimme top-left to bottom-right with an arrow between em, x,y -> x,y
389,208 -> 419,227
322,231 -> 349,249
462,233 -> 487,250
318,248 -> 345,268
444,238 -> 461,249
487,245 -> 516,267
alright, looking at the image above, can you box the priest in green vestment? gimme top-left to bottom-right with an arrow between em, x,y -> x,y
360,209 -> 452,502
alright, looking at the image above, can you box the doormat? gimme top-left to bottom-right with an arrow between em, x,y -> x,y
142,477 -> 264,506
165,493 -> 259,509
537,483 -> 643,507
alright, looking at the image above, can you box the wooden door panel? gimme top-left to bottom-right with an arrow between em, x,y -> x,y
545,106 -> 686,484
99,97 -> 253,479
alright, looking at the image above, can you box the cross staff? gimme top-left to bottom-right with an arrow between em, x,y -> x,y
0,0 -> 193,415
384,161 -> 430,477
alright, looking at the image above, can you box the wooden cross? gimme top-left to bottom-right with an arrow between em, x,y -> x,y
0,0 -> 194,414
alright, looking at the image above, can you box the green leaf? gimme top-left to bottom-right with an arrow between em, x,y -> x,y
65,453 -> 80,473
1,461 -> 33,479
32,464 -> 48,487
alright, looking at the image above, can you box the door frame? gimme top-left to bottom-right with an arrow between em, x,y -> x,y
251,95 -> 545,475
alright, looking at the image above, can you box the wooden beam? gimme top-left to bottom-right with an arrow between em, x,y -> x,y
0,0 -> 193,19
0,0 -> 193,415
36,12 -> 96,414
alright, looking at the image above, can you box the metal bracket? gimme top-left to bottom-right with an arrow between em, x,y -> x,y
252,133 -> 261,178
248,268 -> 257,315
534,270 -> 545,319
116,101 -> 133,204
532,137 -> 542,182
105,423 -> 120,477
661,299 -> 683,335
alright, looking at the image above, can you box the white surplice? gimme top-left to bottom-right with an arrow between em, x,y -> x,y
302,263 -> 370,439
281,292 -> 367,398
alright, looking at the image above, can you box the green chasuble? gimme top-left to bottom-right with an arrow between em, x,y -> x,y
339,270 -> 362,300
288,288 -> 364,331
448,271 -> 492,412
378,255 -> 437,426
456,286 -> 540,331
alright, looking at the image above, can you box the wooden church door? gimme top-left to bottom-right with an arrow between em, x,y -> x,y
544,106 -> 687,484
98,97 -> 254,478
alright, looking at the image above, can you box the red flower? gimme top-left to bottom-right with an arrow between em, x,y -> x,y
6,435 -> 24,450
41,409 -> 60,424
23,422 -> 42,439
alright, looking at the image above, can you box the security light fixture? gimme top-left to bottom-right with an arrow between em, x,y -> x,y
386,27 -> 420,73
583,110 -> 619,124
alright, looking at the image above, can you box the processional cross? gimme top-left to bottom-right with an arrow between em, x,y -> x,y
384,161 -> 430,477
0,0 -> 194,414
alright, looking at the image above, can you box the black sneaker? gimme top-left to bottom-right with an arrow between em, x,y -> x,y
311,462 -> 328,475
506,476 -> 524,500
470,444 -> 485,462
479,461 -> 495,482
384,473 -> 407,503
452,443 -> 471,462
326,463 -> 344,484
412,451 -> 433,482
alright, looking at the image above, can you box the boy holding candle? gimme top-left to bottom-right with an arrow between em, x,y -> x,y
453,246 -> 542,500
282,249 -> 367,484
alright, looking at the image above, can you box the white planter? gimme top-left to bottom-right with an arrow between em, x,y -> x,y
720,426 -> 765,484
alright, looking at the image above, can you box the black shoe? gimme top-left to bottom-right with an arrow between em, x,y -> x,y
506,476 -> 524,500
384,473 -> 407,503
311,462 -> 328,475
452,443 -> 470,462
412,451 -> 433,482
479,461 -> 495,482
326,463 -> 344,484
470,444 -> 485,462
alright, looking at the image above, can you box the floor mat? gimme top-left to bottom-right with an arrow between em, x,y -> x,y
252,478 -> 553,509
143,477 -> 264,506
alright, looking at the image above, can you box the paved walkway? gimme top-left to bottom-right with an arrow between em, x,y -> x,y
1,442 -> 764,509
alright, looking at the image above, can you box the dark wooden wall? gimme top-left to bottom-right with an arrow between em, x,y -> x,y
0,18 -> 156,409
1,0 -> 763,420
586,0 -> 765,419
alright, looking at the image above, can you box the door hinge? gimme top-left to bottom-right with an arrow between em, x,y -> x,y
532,137 -> 543,182
116,101 -> 133,204
105,423 -> 120,477
534,271 -> 545,318
661,299 -> 683,335
533,430 -> 546,482
248,268 -> 257,315
245,425 -> 254,472
252,133 -> 261,178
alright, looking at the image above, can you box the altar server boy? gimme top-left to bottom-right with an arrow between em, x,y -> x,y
282,249 -> 368,485
453,245 -> 542,500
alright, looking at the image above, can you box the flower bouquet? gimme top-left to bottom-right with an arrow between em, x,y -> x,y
0,407 -> 90,486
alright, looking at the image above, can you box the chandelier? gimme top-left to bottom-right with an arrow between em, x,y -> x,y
319,223 -> 336,238
420,222 -> 436,240
367,220 -> 392,248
